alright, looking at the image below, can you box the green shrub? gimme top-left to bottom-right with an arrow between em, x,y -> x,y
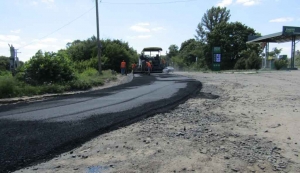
234,58 -> 247,70
39,84 -> 66,94
24,50 -> 76,85
80,68 -> 98,77
0,70 -> 12,77
246,51 -> 261,70
68,80 -> 92,90
0,76 -> 17,98
274,59 -> 288,70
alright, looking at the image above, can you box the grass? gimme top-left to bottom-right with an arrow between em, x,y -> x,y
0,68 -> 117,99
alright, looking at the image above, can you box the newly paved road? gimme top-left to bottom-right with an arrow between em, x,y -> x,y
0,73 -> 201,173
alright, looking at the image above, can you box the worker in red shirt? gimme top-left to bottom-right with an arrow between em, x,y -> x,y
131,63 -> 136,73
146,61 -> 151,75
120,60 -> 126,75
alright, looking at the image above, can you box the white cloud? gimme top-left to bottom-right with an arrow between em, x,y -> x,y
136,23 -> 150,26
0,41 -> 7,48
0,42 -> 20,48
0,35 -> 20,42
41,38 -> 57,43
152,27 -> 166,32
25,43 -> 48,50
127,35 -> 152,39
64,39 -> 73,43
130,25 -> 151,32
137,35 -> 151,39
269,17 -> 294,23
41,0 -> 54,3
236,0 -> 260,6
10,29 -> 21,34
31,1 -> 38,6
216,0 -> 233,7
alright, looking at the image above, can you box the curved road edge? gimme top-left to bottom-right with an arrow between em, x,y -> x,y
1,74 -> 201,173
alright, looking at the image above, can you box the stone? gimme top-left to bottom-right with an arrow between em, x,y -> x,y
224,156 -> 230,159
258,164 -> 265,170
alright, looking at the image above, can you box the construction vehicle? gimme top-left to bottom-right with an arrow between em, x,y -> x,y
133,47 -> 165,74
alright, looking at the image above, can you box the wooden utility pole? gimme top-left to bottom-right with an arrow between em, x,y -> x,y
95,0 -> 102,74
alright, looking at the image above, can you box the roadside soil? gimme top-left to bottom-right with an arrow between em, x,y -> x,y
15,71 -> 300,173
0,74 -> 132,105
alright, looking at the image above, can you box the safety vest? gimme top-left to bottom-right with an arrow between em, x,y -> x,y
146,62 -> 151,67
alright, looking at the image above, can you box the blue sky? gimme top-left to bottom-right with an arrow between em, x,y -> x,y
0,0 -> 299,62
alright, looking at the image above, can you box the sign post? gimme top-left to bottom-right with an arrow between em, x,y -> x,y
212,46 -> 221,71
282,26 -> 300,69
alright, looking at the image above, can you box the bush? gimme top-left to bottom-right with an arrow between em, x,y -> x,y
23,50 -> 76,85
234,58 -> 247,70
246,51 -> 261,70
274,59 -> 288,70
74,57 -> 98,73
0,76 -> 16,98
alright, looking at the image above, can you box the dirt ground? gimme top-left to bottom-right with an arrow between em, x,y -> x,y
15,71 -> 300,173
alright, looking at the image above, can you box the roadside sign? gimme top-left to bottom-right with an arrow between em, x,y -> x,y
282,26 -> 300,36
212,46 -> 221,71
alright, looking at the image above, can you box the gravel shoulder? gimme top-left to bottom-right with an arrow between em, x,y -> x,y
15,71 -> 300,173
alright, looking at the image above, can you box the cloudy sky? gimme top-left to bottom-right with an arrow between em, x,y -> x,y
0,0 -> 299,62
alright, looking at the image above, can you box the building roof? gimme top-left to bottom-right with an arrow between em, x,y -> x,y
247,30 -> 300,43
142,47 -> 163,52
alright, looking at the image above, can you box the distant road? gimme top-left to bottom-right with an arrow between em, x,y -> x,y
0,73 -> 201,173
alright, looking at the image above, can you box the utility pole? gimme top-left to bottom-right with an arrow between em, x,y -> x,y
95,0 -> 102,74
15,49 -> 21,68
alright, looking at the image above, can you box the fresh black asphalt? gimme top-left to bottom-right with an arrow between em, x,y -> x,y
0,73 -> 202,173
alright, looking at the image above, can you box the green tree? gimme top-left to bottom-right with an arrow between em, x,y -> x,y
0,56 -> 10,71
271,47 -> 282,59
207,22 -> 258,70
179,39 -> 202,65
168,44 -> 179,57
195,6 -> 231,42
66,37 -> 138,72
23,50 -> 76,85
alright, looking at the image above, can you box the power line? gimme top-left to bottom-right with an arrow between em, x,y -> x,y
18,6 -> 95,50
101,0 -> 198,5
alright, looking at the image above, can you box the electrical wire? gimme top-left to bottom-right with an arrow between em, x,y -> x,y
101,0 -> 198,5
18,6 -> 95,50
17,0 -> 198,50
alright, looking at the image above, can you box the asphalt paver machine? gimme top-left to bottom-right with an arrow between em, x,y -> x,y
133,47 -> 164,74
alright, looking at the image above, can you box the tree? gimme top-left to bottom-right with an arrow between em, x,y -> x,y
207,22 -> 259,70
195,6 -> 231,42
23,50 -> 76,85
179,39 -> 202,65
168,45 -> 179,57
272,47 -> 282,59
66,37 -> 138,72
0,56 -> 10,71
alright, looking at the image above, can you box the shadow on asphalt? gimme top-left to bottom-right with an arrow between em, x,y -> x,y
0,74 -> 202,173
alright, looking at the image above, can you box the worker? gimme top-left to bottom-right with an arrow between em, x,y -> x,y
146,61 -> 151,75
131,63 -> 136,73
120,60 -> 126,75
